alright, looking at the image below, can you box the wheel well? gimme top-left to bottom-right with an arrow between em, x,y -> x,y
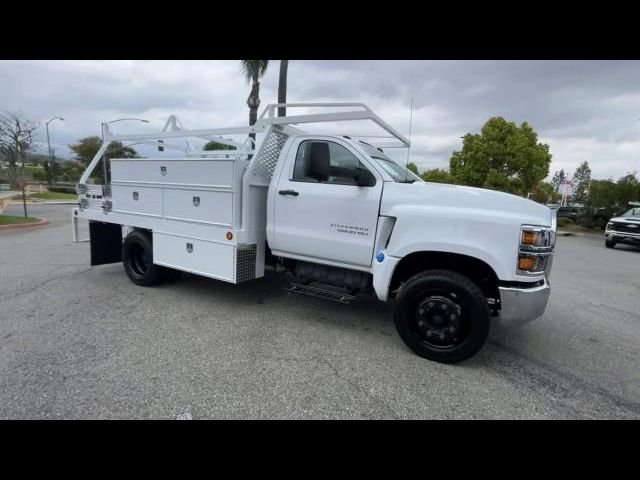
389,251 -> 499,300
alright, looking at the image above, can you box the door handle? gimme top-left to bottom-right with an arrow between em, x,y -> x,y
278,189 -> 299,196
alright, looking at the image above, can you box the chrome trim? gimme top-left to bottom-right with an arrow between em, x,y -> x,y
516,251 -> 551,276
519,245 -> 554,253
606,229 -> 640,239
498,279 -> 550,327
518,224 -> 555,276
520,225 -> 554,248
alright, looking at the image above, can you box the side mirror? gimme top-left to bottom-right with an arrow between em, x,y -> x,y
354,167 -> 376,187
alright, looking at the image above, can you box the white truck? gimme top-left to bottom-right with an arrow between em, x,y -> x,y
72,103 -> 556,363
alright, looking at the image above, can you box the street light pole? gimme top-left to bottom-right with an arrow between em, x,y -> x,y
45,116 -> 64,185
100,118 -> 149,184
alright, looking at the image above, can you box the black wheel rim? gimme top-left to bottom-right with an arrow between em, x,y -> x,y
129,243 -> 150,277
412,290 -> 471,349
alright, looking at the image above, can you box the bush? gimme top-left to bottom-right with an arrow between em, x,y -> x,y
32,170 -> 48,181
557,217 -> 574,227
576,208 -> 614,230
48,186 -> 76,194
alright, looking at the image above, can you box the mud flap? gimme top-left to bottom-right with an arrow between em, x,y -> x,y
89,221 -> 122,266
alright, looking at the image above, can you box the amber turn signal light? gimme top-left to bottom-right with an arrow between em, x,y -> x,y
521,230 -> 536,245
518,256 -> 537,271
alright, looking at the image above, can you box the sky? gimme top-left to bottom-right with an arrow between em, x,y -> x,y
0,60 -> 638,180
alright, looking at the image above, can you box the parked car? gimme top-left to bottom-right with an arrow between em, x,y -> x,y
605,208 -> 640,248
556,206 -> 580,220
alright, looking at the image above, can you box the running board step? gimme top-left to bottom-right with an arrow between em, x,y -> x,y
285,283 -> 356,305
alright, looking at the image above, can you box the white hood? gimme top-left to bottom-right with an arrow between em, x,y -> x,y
381,181 -> 554,228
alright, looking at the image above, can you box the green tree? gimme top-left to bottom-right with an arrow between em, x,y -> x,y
204,141 -> 235,151
57,160 -> 85,183
580,172 -> 640,229
69,136 -> 137,184
406,162 -> 420,175
449,117 -> 552,195
615,172 -> 640,209
529,181 -> 558,204
551,169 -> 566,191
572,161 -> 591,204
421,168 -> 452,184
240,60 -> 269,146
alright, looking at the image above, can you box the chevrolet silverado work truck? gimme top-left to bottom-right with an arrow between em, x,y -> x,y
73,103 -> 556,363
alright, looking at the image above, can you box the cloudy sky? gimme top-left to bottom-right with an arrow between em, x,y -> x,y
1,60 -> 638,180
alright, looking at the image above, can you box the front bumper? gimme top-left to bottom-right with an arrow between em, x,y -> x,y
606,229 -> 640,246
498,279 -> 551,327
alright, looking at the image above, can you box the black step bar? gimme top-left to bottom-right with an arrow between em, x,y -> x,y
285,282 -> 356,305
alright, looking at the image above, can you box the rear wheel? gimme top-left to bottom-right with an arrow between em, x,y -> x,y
122,230 -> 167,286
393,269 -> 490,364
605,238 -> 616,249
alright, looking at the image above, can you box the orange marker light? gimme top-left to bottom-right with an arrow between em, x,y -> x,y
521,231 -> 536,245
518,256 -> 537,271
226,231 -> 233,241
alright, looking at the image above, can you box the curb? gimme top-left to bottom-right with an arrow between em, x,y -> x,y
557,230 -> 604,239
0,218 -> 49,230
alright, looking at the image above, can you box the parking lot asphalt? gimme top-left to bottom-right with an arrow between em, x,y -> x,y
1,204 -> 639,419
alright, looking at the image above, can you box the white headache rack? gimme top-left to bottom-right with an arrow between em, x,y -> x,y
79,102 -> 410,185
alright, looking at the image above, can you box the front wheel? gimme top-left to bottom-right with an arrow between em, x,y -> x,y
393,270 -> 490,364
605,238 -> 616,249
122,230 -> 168,286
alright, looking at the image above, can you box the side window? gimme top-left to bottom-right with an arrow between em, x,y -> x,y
292,140 -> 371,185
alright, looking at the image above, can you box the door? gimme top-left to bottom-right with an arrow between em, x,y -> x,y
271,139 -> 383,268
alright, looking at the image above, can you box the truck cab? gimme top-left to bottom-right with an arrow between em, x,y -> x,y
73,103 -> 556,364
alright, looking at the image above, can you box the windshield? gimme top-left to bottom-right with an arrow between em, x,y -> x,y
623,208 -> 640,217
371,156 -> 422,183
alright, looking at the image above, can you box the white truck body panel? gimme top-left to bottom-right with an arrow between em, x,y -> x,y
379,181 -> 553,283
81,154 -> 251,283
267,135 -> 384,268
153,231 -> 236,282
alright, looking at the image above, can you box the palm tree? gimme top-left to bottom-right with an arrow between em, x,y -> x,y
240,60 -> 269,146
277,60 -> 289,117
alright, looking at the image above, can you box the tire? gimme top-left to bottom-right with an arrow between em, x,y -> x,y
122,230 -> 167,286
605,239 -> 616,249
393,269 -> 490,364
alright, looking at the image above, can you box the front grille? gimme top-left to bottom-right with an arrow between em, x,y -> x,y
609,222 -> 640,235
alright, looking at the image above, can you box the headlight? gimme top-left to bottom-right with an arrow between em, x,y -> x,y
518,225 -> 554,275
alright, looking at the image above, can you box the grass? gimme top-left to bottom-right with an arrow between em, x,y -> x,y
0,214 -> 41,225
27,191 -> 77,201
